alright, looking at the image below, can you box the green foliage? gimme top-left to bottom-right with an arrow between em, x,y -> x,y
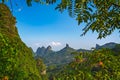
36,0 -> 120,39
53,49 -> 120,80
55,0 -> 120,39
0,1 -> 120,80
35,58 -> 48,80
112,44 -> 120,56
0,3 -> 43,80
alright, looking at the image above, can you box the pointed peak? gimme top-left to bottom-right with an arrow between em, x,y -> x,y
66,44 -> 69,48
96,44 -> 100,47
96,44 -> 100,49
37,47 -> 41,49
47,45 -> 52,50
41,46 -> 45,49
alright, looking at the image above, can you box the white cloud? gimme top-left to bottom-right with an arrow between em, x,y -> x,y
34,42 -> 41,46
49,41 -> 62,46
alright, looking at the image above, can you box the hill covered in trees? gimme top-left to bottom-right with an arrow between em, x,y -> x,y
0,3 -> 46,80
34,42 -> 120,80
53,47 -> 120,80
44,44 -> 120,80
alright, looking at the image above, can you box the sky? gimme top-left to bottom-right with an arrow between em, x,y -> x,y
4,1 -> 120,51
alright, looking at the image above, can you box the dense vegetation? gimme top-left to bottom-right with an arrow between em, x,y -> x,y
0,3 -> 46,80
50,47 -> 120,80
35,42 -> 120,80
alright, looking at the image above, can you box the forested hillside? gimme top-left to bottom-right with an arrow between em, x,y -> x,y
0,3 -> 46,80
50,47 -> 120,80
35,42 -> 120,80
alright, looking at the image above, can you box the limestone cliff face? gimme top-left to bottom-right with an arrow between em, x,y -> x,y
0,3 -> 42,80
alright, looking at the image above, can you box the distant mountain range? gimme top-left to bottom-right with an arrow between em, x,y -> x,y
36,46 -> 53,57
95,42 -> 118,49
35,44 -> 90,66
35,44 -> 76,66
35,42 -> 119,66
